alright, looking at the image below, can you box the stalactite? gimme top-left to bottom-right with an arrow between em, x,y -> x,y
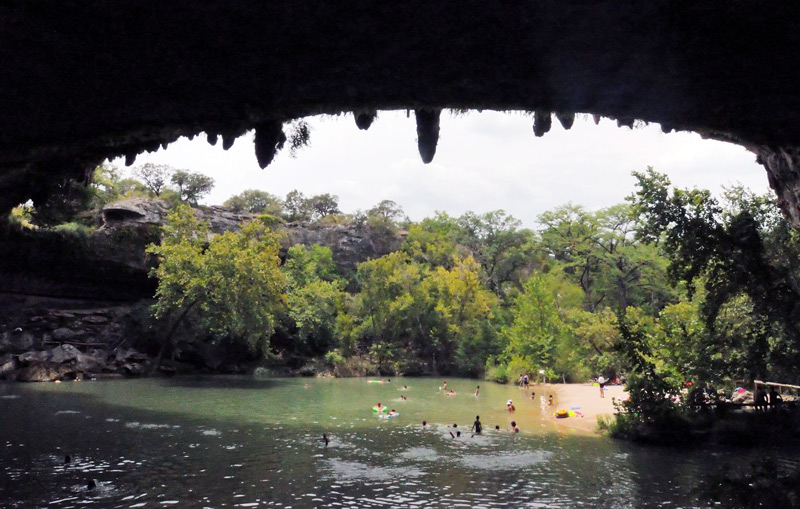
555,112 -> 575,130
254,120 -> 287,169
354,110 -> 377,130
124,152 -> 137,166
222,134 -> 236,150
207,133 -> 218,146
533,110 -> 552,137
415,109 -> 441,164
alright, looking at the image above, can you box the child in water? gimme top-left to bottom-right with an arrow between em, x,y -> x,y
510,421 -> 520,433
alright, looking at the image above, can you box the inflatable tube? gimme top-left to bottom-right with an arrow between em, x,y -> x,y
372,406 -> 388,413
554,409 -> 569,419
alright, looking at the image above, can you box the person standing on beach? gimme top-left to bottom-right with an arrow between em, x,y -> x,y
597,375 -> 607,398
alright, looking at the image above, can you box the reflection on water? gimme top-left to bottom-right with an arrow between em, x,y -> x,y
0,376 -> 796,507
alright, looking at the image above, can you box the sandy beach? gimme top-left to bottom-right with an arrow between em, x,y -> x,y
542,383 -> 628,434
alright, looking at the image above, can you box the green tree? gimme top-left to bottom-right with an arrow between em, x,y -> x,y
171,170 -> 215,204
284,189 -> 312,222
224,189 -> 284,215
538,203 -> 673,313
307,193 -> 341,220
281,244 -> 345,355
500,272 -> 581,376
456,210 -> 536,297
403,212 -> 464,268
631,167 -> 800,382
421,255 -> 499,374
146,205 -> 286,363
133,163 -> 173,197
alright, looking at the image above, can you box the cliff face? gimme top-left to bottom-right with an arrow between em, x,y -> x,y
0,199 -> 401,339
0,199 -> 403,379
2,2 -> 800,227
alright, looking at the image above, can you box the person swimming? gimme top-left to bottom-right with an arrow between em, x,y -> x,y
510,421 -> 520,433
446,389 -> 456,396
422,420 -> 431,428
471,415 -> 482,434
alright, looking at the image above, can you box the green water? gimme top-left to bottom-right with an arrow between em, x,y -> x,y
0,376 -> 794,507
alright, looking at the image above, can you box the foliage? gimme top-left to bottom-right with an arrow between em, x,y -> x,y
224,189 -> 284,215
284,189 -> 312,222
171,170 -> 215,205
538,203 -> 674,313
133,163 -> 173,196
606,308 -> 686,440
456,210 -> 536,296
52,222 -> 95,237
306,193 -> 340,220
282,244 -> 345,355
146,205 -> 286,359
630,167 -> 800,383
29,176 -> 94,227
286,119 -> 312,157
499,272 -> 580,376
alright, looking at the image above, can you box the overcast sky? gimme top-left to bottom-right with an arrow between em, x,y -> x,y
109,110 -> 771,228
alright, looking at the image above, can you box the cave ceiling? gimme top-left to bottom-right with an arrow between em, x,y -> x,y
3,1 -> 800,225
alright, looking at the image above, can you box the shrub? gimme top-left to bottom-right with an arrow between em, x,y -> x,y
485,361 -> 509,383
52,222 -> 95,237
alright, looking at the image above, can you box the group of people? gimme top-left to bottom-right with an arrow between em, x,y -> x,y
753,385 -> 783,411
438,415 -> 520,437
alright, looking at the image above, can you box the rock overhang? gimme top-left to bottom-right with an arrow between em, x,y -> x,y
3,1 -> 800,225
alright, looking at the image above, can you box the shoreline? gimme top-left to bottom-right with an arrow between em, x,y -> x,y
542,382 -> 627,434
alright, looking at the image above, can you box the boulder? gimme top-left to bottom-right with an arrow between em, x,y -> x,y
18,350 -> 51,365
114,348 -> 149,363
17,363 -> 69,382
102,198 -> 171,226
0,354 -> 16,377
52,328 -> 77,341
122,362 -> 145,376
74,350 -> 105,373
6,331 -> 36,351
82,315 -> 110,324
49,344 -> 81,364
